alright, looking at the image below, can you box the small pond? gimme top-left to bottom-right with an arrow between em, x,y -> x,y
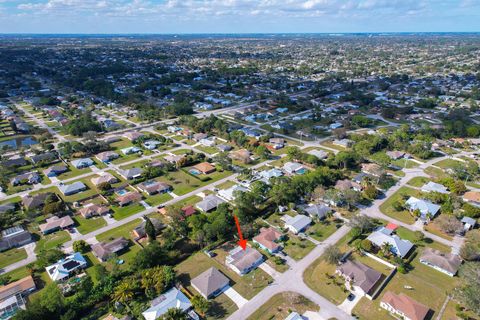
0,136 -> 38,150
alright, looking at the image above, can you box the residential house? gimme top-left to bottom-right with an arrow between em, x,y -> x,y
419,248 -> 462,277
462,191 -> 480,207
199,138 -> 215,147
39,216 -> 75,234
332,139 -> 353,148
0,226 -> 32,252
218,185 -> 248,202
229,149 -> 252,164
361,163 -> 384,177
78,203 -> 110,218
193,133 -> 208,141
44,165 -> 68,177
283,214 -> 312,234
164,154 -> 185,164
91,172 -> 118,186
123,131 -> 144,141
386,151 -> 406,160
71,158 -> 94,169
59,181 -> 87,196
142,288 -> 193,320
119,168 -> 143,180
225,246 -> 263,275
421,182 -> 449,194
193,162 -> 216,174
0,276 -> 36,319
283,162 -> 306,175
253,227 -> 283,254
217,144 -> 232,152
2,157 -> 27,168
116,192 -> 142,207
96,151 -> 119,163
461,216 -> 476,231
304,203 -> 332,220
285,312 -> 304,320
405,197 -> 441,221
121,146 -> 142,155
10,172 -> 41,186
22,193 -> 49,210
0,203 -> 15,214
380,291 -> 429,320
137,180 -> 171,195
191,267 -> 230,299
308,149 -> 329,160
143,140 -> 161,150
259,168 -> 283,183
196,195 -> 225,212
46,252 -> 87,281
30,152 -> 57,165
367,227 -> 414,258
92,237 -> 129,262
335,179 -> 362,192
336,260 -> 382,296
132,218 -> 164,239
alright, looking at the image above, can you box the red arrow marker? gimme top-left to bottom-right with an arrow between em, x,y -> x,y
234,214 -> 247,250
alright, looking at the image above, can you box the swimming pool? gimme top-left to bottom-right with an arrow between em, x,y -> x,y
117,189 -> 128,196
189,169 -> 201,175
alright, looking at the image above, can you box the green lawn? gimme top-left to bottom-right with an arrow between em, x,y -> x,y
407,176 -> 430,187
392,159 -> 420,169
424,166 -> 449,179
61,176 -> 100,203
434,159 -> 463,169
110,138 -> 133,150
144,192 -> 173,207
379,186 -> 419,224
112,203 -> 145,220
0,248 -> 28,269
306,219 -> 342,242
282,235 -> 315,260
96,218 -> 142,242
247,292 -> 318,320
396,226 -> 451,252
73,215 -> 107,234
158,169 -> 233,196
216,180 -> 237,190
195,145 -> 219,155
56,164 -> 92,180
1,266 -> 30,282
34,230 -> 71,253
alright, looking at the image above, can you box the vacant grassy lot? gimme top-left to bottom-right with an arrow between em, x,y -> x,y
283,235 -> 315,261
34,230 -> 71,253
424,166 -> 449,179
407,176 -> 431,187
379,186 -> 419,224
158,169 -> 233,196
0,248 -> 28,269
247,292 -> 319,320
112,203 -> 144,220
144,192 -> 173,207
56,164 -> 92,181
73,215 -> 107,234
392,159 -> 420,169
395,227 -> 451,252
96,218 -> 142,242
306,219 -> 342,242
434,159 -> 463,169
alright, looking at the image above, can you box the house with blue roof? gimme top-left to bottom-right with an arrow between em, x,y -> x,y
46,252 -> 87,281
71,158 -> 94,169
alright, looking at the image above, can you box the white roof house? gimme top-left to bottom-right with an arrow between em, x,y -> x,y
259,168 -> 283,182
307,149 -> 329,160
285,312 -> 304,320
367,227 -> 414,258
283,214 -> 312,234
142,288 -> 192,320
421,182 -> 449,194
405,197 -> 441,221
46,252 -> 87,281
218,185 -> 248,202
283,162 -> 306,175
70,158 -> 94,169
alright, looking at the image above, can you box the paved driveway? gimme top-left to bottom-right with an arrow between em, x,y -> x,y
223,286 -> 248,308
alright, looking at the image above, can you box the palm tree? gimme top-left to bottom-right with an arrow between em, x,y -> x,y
159,308 -> 188,320
381,242 -> 393,256
191,295 -> 210,317
111,280 -> 136,312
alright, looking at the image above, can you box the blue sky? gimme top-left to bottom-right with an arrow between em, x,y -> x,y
0,0 -> 479,34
